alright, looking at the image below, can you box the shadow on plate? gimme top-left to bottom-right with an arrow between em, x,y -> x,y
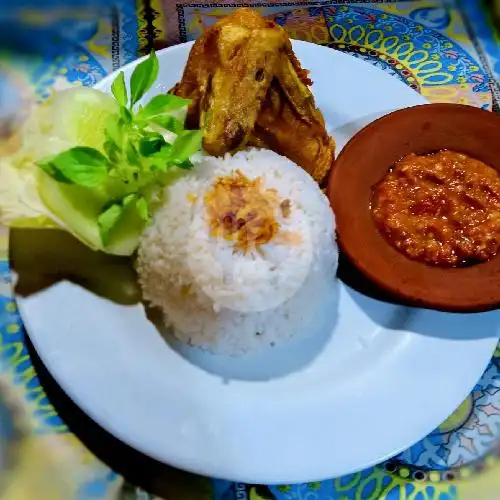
10,228 -> 141,306
337,251 -> 406,307
12,228 -> 339,382
146,285 -> 339,382
339,252 -> 500,342
14,227 -> 497,352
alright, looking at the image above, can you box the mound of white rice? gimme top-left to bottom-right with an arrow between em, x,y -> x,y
136,148 -> 339,355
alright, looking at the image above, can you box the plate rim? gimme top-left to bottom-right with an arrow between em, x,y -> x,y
15,40 -> 500,484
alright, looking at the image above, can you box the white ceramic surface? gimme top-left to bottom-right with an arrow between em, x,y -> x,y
16,41 -> 500,484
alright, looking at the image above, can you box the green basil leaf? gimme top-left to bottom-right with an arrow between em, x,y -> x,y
105,114 -> 123,143
154,143 -> 172,158
149,163 -> 165,173
150,115 -> 184,134
111,71 -> 128,107
123,193 -> 137,206
173,158 -> 194,170
136,94 -> 190,121
139,132 -> 167,156
103,139 -> 121,163
170,130 -> 203,163
104,112 -> 127,164
37,147 -> 109,187
98,203 -> 123,245
126,142 -> 141,167
135,196 -> 149,221
145,144 -> 172,173
120,106 -> 133,125
129,51 -> 159,107
38,156 -> 72,183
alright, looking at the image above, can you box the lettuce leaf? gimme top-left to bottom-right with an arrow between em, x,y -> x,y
0,154 -> 58,229
0,51 -> 202,256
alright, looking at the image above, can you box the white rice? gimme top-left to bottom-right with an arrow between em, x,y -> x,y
136,148 -> 339,355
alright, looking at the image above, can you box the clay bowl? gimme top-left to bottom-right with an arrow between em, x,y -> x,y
328,103 -> 500,313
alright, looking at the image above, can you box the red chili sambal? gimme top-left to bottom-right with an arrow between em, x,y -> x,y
371,150 -> 500,267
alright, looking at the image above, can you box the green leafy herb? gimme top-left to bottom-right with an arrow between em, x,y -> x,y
143,148 -> 171,174
129,51 -> 159,107
98,203 -> 123,244
174,159 -> 194,170
136,94 -> 190,122
120,106 -> 133,124
111,71 -> 128,107
170,130 -> 203,163
104,114 -> 122,143
139,132 -> 167,156
38,147 -> 109,188
126,148 -> 140,170
32,49 -> 203,254
37,156 -> 71,183
103,139 -> 120,163
135,196 -> 149,221
150,115 -> 184,134
123,193 -> 137,206
97,192 -> 143,244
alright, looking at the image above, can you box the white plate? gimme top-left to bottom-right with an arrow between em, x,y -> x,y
16,41 -> 500,483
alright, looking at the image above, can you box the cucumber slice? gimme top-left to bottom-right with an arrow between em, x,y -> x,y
37,171 -> 144,256
105,201 -> 146,256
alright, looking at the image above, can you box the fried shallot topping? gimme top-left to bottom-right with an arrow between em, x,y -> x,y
204,170 -> 281,252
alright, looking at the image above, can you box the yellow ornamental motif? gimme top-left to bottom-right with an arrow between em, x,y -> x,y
86,19 -> 112,59
151,0 -> 166,44
334,467 -> 455,499
0,235 -> 8,262
329,24 -> 453,86
0,339 -> 66,433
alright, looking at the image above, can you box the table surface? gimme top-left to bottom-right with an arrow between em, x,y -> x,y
0,1 -> 499,499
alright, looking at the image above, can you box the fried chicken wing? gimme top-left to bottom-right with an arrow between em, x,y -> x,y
248,82 -> 335,185
172,9 -> 286,155
171,8 -> 335,184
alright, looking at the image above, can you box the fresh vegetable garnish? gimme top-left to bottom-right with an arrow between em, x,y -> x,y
0,51 -> 203,255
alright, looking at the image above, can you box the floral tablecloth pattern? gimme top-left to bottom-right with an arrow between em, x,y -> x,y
0,1 -> 499,499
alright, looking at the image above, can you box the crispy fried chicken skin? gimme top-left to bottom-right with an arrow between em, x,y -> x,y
171,8 -> 335,184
